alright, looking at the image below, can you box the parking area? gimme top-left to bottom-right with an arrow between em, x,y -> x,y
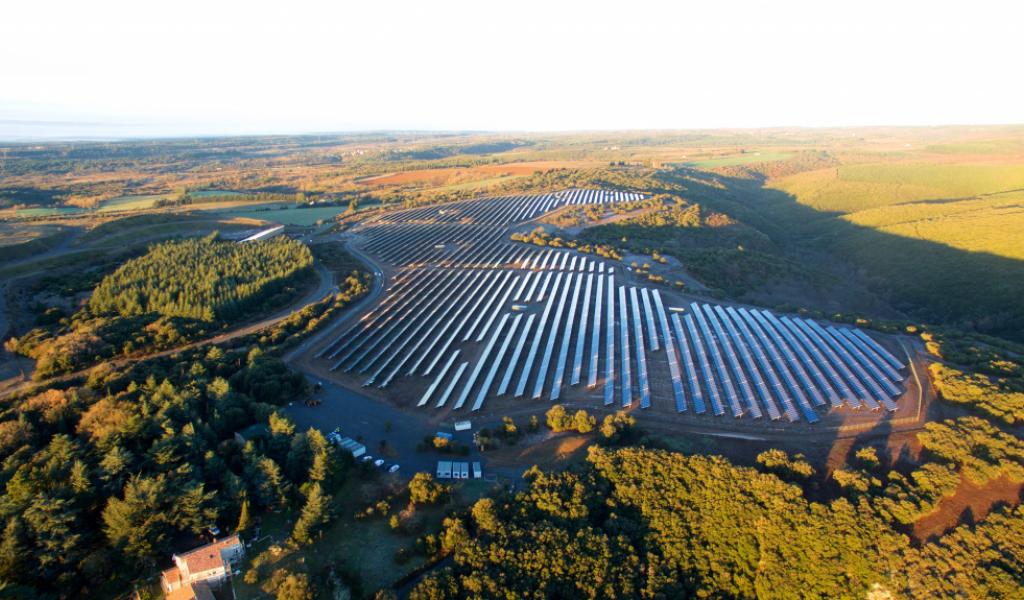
286,377 -> 487,477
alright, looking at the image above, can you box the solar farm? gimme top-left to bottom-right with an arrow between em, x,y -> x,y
315,189 -> 911,428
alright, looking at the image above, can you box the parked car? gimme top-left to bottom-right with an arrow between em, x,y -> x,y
374,459 -> 385,467
361,455 -> 374,463
387,464 -> 400,473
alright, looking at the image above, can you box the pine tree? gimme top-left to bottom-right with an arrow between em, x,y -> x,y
0,517 -> 26,582
69,460 -> 92,496
236,498 -> 252,535
290,483 -> 330,546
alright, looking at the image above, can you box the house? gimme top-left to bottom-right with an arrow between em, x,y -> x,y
161,535 -> 244,600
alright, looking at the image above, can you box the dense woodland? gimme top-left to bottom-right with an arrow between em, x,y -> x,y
411,442 -> 1023,599
89,235 -> 312,322
6,235 -> 315,379
0,261 -> 370,598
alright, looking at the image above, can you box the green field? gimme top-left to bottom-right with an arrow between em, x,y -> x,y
9,206 -> 83,218
686,151 -> 792,168
97,194 -> 169,212
99,190 -> 246,212
743,155 -> 1024,339
842,193 -> 1024,261
221,204 -> 345,225
772,162 -> 1024,213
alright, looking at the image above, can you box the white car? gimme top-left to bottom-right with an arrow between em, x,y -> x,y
361,455 -> 374,463
387,464 -> 400,473
373,459 -> 385,467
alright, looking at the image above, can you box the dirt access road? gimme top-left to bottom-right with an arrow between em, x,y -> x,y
0,260 -> 337,399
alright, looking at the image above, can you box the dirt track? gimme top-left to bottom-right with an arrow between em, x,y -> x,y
0,260 -> 336,399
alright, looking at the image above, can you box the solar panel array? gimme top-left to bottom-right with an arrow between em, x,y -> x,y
320,189 -> 906,423
355,190 -> 642,267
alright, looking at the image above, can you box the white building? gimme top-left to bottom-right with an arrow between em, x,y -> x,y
160,535 -> 244,600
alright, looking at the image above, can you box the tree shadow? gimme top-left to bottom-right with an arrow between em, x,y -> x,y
648,168 -> 1024,342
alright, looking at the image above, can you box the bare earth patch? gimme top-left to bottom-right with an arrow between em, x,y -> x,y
912,474 -> 1024,543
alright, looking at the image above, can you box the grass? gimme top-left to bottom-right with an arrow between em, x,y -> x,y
923,139 -> 1024,155
767,159 -> 1024,268
235,474 -> 499,598
0,224 -> 69,261
842,193 -> 1024,261
99,190 -> 246,212
7,206 -> 83,218
686,151 -> 792,168
750,153 -> 1024,340
437,173 -> 524,191
2,190 -> 250,220
221,205 -> 346,226
772,162 -> 1024,213
0,223 -> 63,247
97,194 -> 170,212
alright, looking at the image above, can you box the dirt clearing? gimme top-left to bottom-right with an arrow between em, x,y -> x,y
912,474 -> 1023,543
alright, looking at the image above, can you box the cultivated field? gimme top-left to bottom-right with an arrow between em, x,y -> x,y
356,160 -> 601,186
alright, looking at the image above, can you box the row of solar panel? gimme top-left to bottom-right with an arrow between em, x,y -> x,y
402,271 -> 905,420
366,189 -> 643,227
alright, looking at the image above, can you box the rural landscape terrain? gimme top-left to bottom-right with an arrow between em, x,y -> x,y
1,126 -> 1023,599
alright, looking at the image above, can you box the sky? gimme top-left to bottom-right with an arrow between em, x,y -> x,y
2,0 -> 1022,139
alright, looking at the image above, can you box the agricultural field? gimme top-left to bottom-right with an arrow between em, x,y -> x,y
356,160 -> 600,187
218,204 -> 348,226
684,151 -> 792,168
772,162 -> 1024,213
738,149 -> 1024,340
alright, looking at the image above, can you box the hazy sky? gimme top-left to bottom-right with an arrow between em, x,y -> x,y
2,0 -> 1021,138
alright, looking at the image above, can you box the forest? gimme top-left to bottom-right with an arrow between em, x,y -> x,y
89,234 -> 312,322
0,263 -> 370,599
6,235 -> 315,379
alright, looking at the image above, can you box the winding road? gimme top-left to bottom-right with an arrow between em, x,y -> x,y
283,240 -> 386,364
0,256 -> 351,399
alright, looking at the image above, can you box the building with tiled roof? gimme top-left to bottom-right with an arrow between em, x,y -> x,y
160,535 -> 243,600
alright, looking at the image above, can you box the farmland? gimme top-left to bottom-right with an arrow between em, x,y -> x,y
357,160 -> 601,187
684,151 -> 792,168
218,204 -> 348,226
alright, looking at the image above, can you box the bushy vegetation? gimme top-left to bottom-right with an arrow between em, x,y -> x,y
544,404 -> 596,434
409,444 -> 1021,599
929,363 -> 1024,424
